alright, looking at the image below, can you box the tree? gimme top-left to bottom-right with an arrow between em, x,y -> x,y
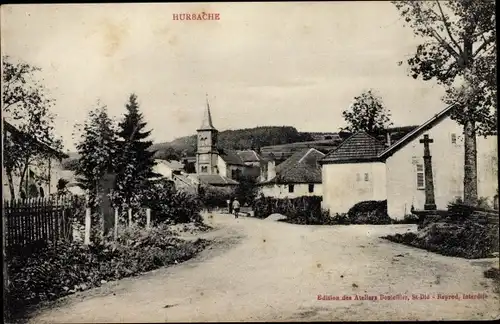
393,0 -> 496,206
2,56 -> 63,200
74,103 -> 118,208
233,174 -> 258,206
114,94 -> 158,208
341,89 -> 393,134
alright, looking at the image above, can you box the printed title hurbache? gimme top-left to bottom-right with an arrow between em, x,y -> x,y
172,13 -> 220,21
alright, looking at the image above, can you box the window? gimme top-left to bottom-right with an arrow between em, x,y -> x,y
201,166 -> 208,173
451,133 -> 457,144
288,184 -> 294,193
364,173 -> 369,181
416,164 -> 425,189
231,170 -> 237,179
308,184 -> 314,193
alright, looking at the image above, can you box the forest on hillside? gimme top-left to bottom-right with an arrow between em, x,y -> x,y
151,126 -> 314,160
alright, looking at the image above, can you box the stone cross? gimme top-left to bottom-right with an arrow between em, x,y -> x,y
419,134 -> 436,210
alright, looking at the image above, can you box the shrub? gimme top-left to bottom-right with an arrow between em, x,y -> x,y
383,220 -> 499,259
233,175 -> 258,206
199,185 -> 234,210
253,196 -> 332,225
6,224 -> 209,320
347,200 -> 392,224
140,179 -> 203,224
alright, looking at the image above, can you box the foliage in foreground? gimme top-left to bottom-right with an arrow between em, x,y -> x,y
383,220 -> 498,259
6,224 -> 209,319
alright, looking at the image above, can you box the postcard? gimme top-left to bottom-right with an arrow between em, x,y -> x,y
2,2 -> 498,322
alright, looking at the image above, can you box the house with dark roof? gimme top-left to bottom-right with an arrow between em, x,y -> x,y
259,148 -> 325,198
2,119 -> 69,200
320,104 -> 498,219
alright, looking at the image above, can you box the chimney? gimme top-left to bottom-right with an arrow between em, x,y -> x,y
267,160 -> 276,181
386,131 -> 392,147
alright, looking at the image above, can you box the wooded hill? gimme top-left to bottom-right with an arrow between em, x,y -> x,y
151,126 -> 316,160
62,126 -> 334,168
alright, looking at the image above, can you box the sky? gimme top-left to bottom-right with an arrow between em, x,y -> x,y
1,2 -> 447,152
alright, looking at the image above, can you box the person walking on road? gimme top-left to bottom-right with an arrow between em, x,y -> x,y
232,198 -> 240,218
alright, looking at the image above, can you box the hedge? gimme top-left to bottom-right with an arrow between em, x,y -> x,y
253,197 -> 400,225
253,196 -> 334,225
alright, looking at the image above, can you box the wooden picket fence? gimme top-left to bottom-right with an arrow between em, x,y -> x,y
3,196 -> 83,257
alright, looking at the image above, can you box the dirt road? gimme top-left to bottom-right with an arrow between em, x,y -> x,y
28,213 -> 499,322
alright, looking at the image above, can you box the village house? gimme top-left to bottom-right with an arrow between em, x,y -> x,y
2,119 -> 69,200
152,159 -> 184,180
320,104 -> 498,219
259,148 -> 325,198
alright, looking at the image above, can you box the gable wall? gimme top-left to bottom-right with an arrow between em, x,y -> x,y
322,161 -> 386,214
386,116 -> 498,219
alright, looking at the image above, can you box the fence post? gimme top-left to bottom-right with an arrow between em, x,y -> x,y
114,208 -> 119,241
128,208 -> 132,227
146,208 -> 151,229
84,207 -> 91,245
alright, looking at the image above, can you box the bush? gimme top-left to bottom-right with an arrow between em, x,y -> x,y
199,185 -> 234,210
233,175 -> 258,206
6,224 -> 209,320
383,220 -> 499,259
141,179 -> 203,224
346,200 -> 392,225
253,196 -> 333,225
253,197 -> 396,225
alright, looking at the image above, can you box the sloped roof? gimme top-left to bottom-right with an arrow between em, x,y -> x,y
320,104 -> 459,165
155,159 -> 183,171
236,150 -> 264,162
264,148 -> 325,184
338,125 -> 419,147
220,149 -> 245,165
320,132 -> 386,164
3,119 -> 69,159
197,174 -> 239,186
378,104 -> 457,159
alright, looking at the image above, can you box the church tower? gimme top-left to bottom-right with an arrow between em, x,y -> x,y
196,97 -> 219,175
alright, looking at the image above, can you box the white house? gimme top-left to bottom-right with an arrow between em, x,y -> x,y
320,104 -> 498,219
259,148 -> 325,199
153,159 -> 184,180
2,119 -> 69,200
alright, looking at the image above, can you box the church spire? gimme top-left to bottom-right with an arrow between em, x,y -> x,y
199,94 -> 216,130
